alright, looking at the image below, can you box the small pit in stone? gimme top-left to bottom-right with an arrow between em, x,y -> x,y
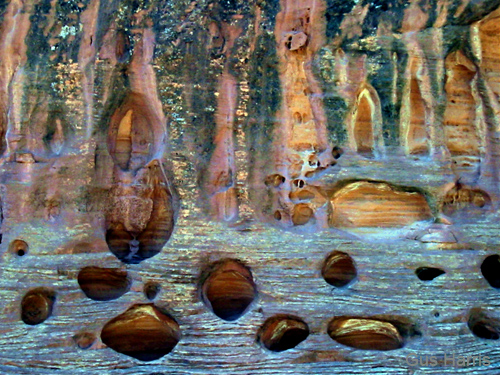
322,251 -> 357,287
73,332 -> 96,350
10,239 -> 29,257
201,259 -> 257,321
144,282 -> 161,300
258,315 -> 309,352
415,267 -> 445,281
332,146 -> 343,159
481,254 -> 500,288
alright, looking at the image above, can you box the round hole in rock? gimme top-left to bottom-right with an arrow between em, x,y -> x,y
322,251 -> 357,287
77,266 -> 131,301
201,259 -> 256,321
328,317 -> 404,351
468,309 -> 500,340
101,304 -> 181,361
332,146 -> 343,159
144,281 -> 161,300
481,254 -> 500,288
258,315 -> 309,352
10,239 -> 29,257
415,267 -> 445,281
21,287 -> 56,325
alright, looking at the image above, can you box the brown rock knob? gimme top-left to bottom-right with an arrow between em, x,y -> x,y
101,304 -> 181,361
77,267 -> 131,301
21,288 -> 56,325
258,316 -> 309,352
201,260 -> 256,321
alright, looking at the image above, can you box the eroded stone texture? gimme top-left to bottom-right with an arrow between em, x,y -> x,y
0,0 -> 499,374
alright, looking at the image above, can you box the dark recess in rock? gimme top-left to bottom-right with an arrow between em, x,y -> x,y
144,281 -> 161,300
481,254 -> 500,288
258,315 -> 309,352
415,267 -> 445,281
468,309 -> 500,340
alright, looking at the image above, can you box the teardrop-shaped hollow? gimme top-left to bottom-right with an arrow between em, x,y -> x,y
468,309 -> 500,340
353,93 -> 374,156
9,239 -> 28,256
407,76 -> 429,155
258,315 -> 309,352
328,317 -> 404,351
106,160 -> 175,264
201,260 -> 256,321
108,93 -> 160,172
481,254 -> 500,288
443,51 -> 479,157
322,251 -> 357,287
101,304 -> 181,361
77,267 -> 131,301
21,288 -> 56,325
144,281 -> 161,300
415,267 -> 445,281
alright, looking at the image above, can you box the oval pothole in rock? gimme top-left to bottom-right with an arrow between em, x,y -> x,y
21,287 -> 56,325
258,315 -> 309,352
201,259 -> 257,321
77,266 -> 131,301
328,317 -> 405,351
101,304 -> 181,361
322,251 -> 357,287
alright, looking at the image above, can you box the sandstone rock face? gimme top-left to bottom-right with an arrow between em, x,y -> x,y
0,0 -> 500,373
